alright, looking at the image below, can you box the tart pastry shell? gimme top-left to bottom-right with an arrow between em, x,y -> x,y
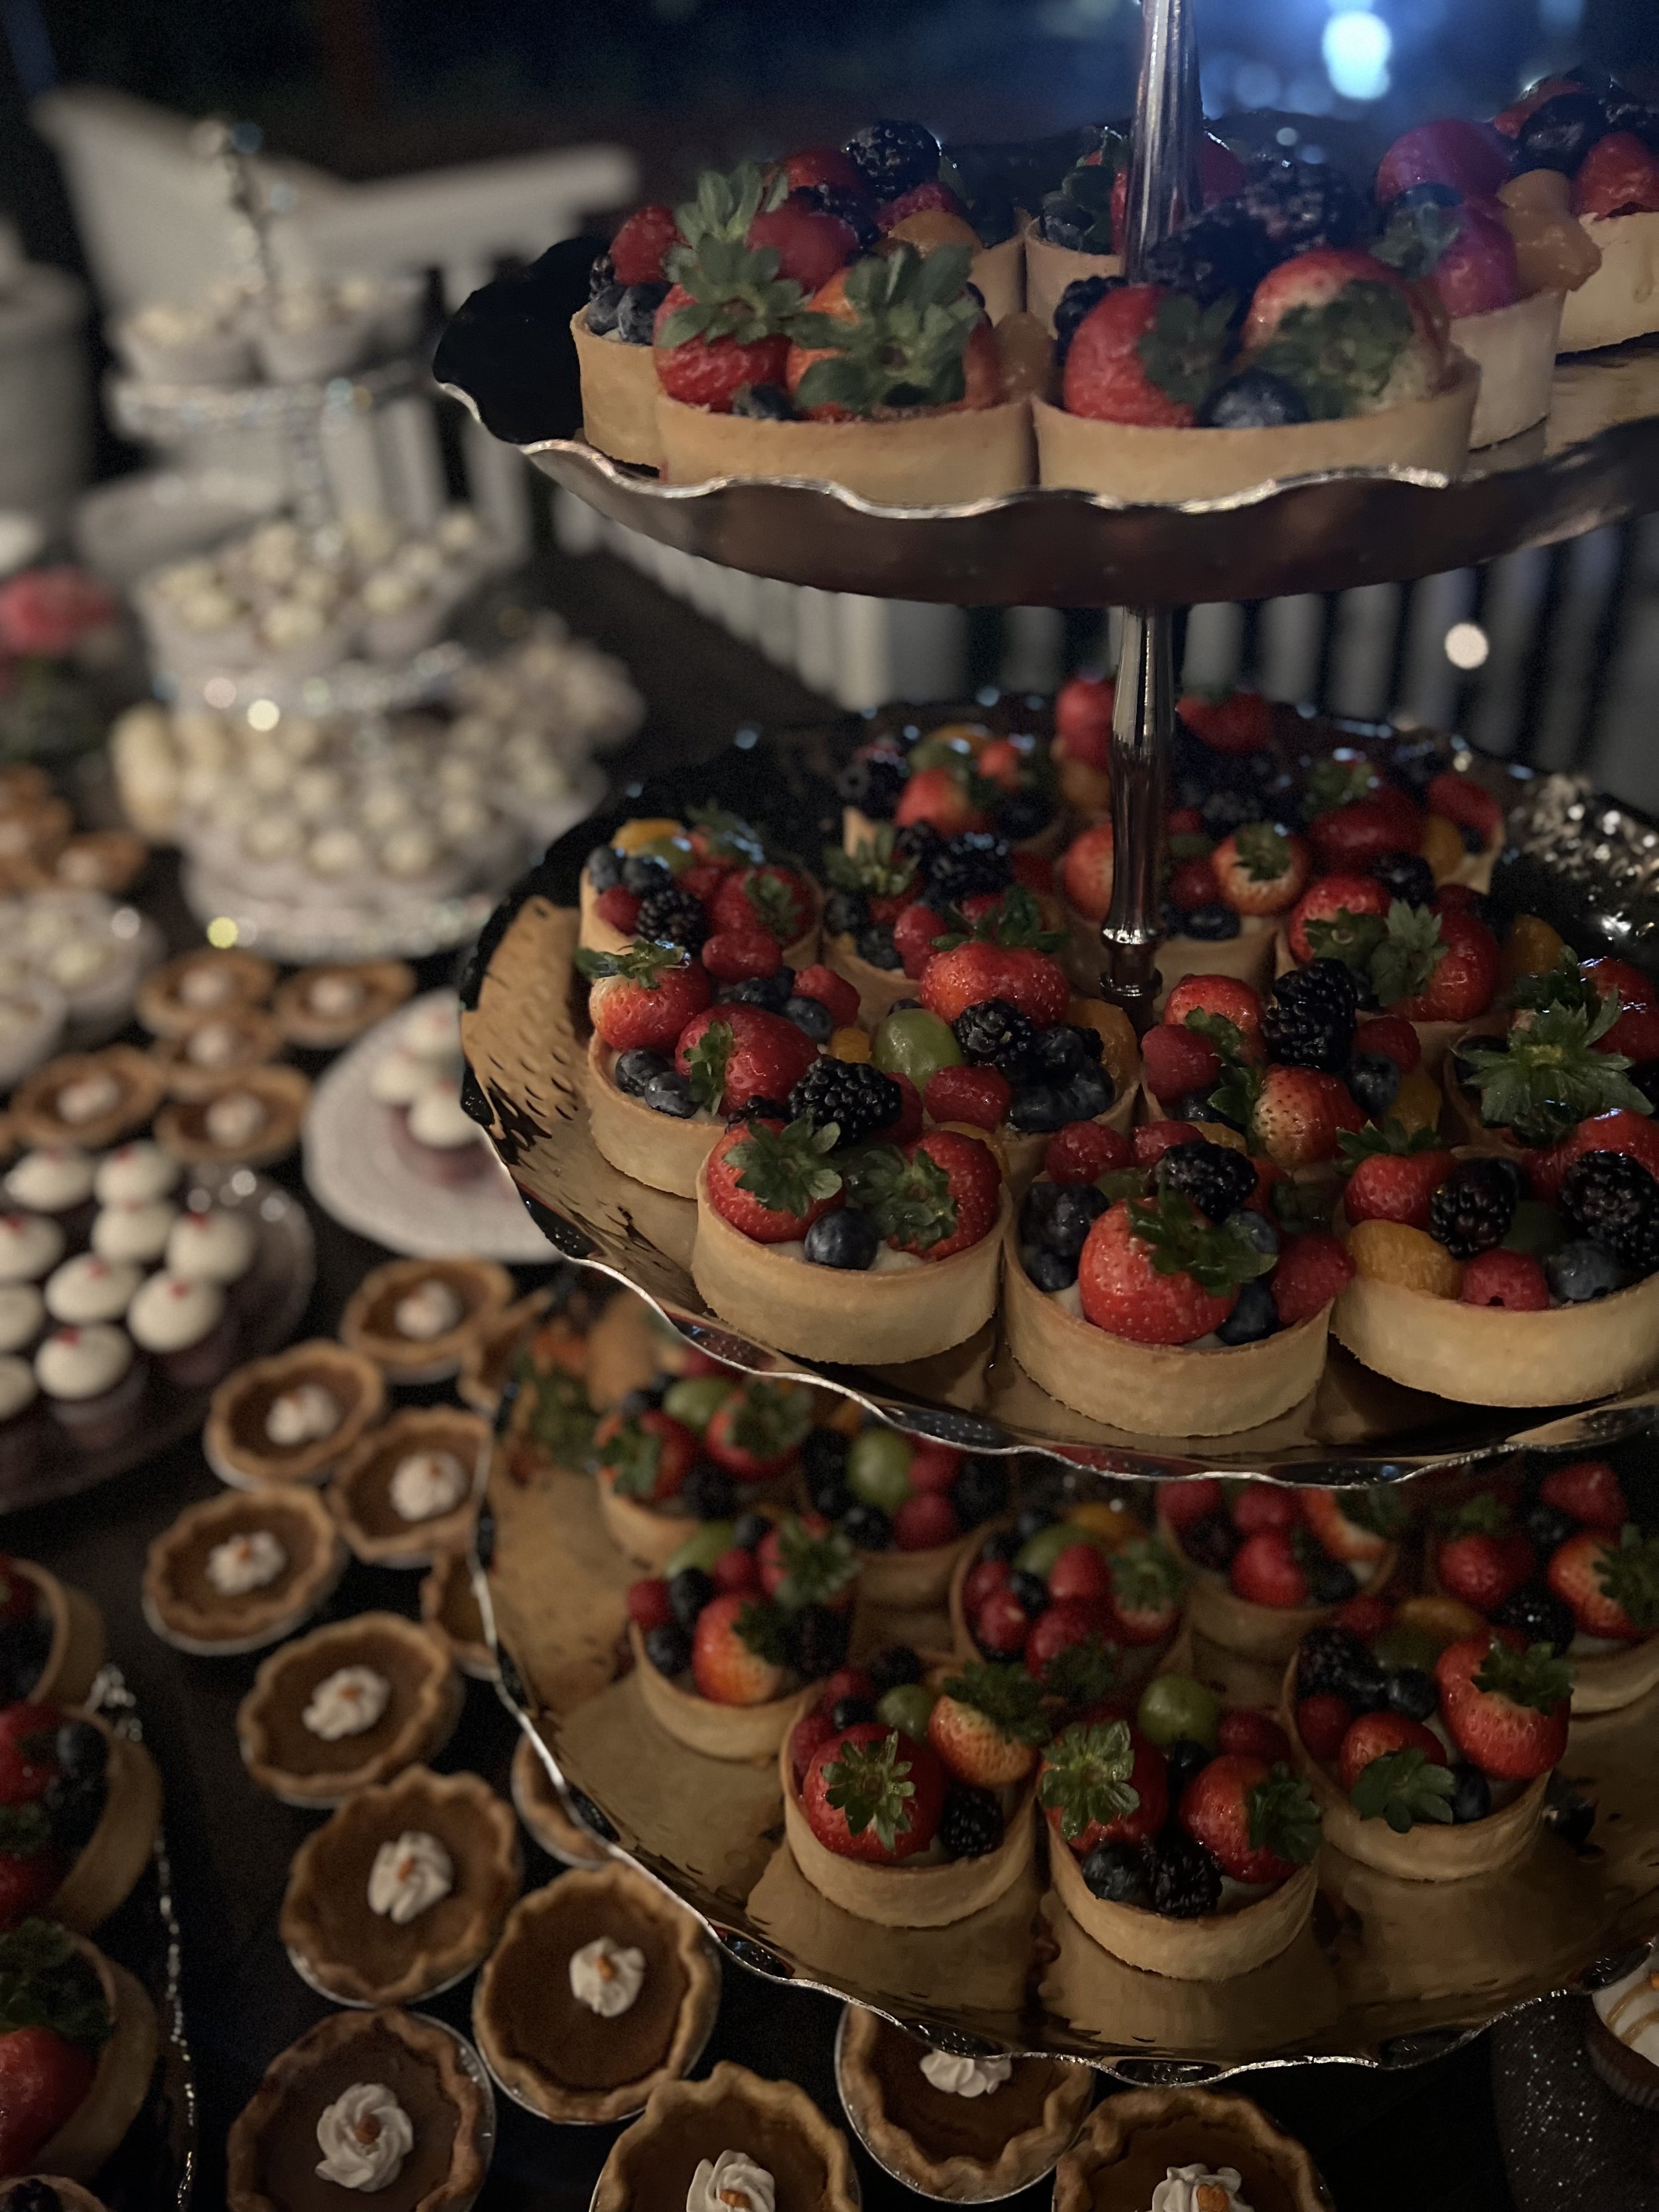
1453,287 -> 1563,448
153,1063 -> 311,1170
36,1939 -> 159,2183
340,1256 -> 514,1382
1003,1224 -> 1332,1438
50,1719 -> 163,1934
587,1034 -> 720,1199
421,1546 -> 497,1681
18,1558 -> 106,1706
1052,2085 -> 1333,2212
206,1341 -> 387,1488
1563,1632 -> 1659,1716
629,1619 -> 804,1762
151,1009 -> 283,1097
600,1474 -> 707,1573
1048,1822 -> 1316,1980
1033,354 -> 1478,501
592,2061 -> 860,2212
971,234 -> 1025,323
136,950 -> 276,1038
1022,223 -> 1121,333
693,1159 -> 1009,1365
825,932 -> 921,1029
851,1527 -> 975,1611
11,1047 -> 165,1151
656,392 -> 1035,504
1558,212 -> 1659,353
328,1403 -> 487,1567
509,1730 -> 609,1867
571,310 -> 667,469
1155,1501 -> 1399,1666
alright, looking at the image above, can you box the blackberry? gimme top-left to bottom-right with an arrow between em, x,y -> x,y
867,1644 -> 922,1693
1163,1737 -> 1211,1801
1522,1501 -> 1575,1557
798,183 -> 881,250
614,1048 -> 668,1097
668,1568 -> 715,1631
1008,1569 -> 1050,1617
618,1385 -> 664,1416
1240,153 -> 1364,253
732,1511 -> 772,1551
1147,1830 -> 1224,1918
836,749 -> 907,818
1156,1139 -> 1256,1222
1296,1625 -> 1386,1707
804,1209 -> 879,1270
589,250 -> 617,296
831,1695 -> 876,1729
616,281 -> 668,345
1054,274 -> 1119,365
1383,1666 -> 1439,1722
645,1623 -> 692,1676
1141,205 -> 1277,322
1371,850 -> 1436,908
940,1783 -> 1004,1859
1449,1763 -> 1492,1824
953,1455 -> 1009,1525
585,844 -> 621,890
731,382 -> 794,420
841,1501 -> 892,1550
789,1058 -> 901,1147
1181,1511 -> 1236,1572
843,120 -> 941,199
1082,1839 -> 1150,1904
1182,903 -> 1242,940
620,853 -> 672,896
1262,960 -> 1359,1072
1602,95 -> 1659,151
1559,1151 -> 1659,1273
802,1426 -> 850,1489
1492,1580 -> 1576,1657
682,1464 -> 736,1520
924,830 -> 1012,909
634,885 -> 708,949
1429,1157 -> 1523,1259
788,1602 -> 848,1679
997,786 -> 1053,843
894,821 -> 943,872
732,1097 -> 790,1124
855,923 -> 902,970
954,997 -> 1038,1076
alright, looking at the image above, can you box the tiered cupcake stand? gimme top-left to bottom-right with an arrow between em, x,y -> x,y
441,0 -> 1659,2091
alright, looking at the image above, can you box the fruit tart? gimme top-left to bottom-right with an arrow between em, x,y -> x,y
1444,948 -> 1658,1158
593,1371 -> 814,1572
0,1703 -> 161,1936
592,2060 -> 859,2212
1053,2085 -> 1332,2212
692,1114 -> 1008,1365
1427,1461 -> 1659,1714
1039,1684 -> 1321,1980
581,811 -> 821,963
420,1548 -> 495,1684
803,1420 -> 1012,1609
0,1922 -> 156,2185
237,1612 -> 460,1808
143,1483 -> 345,1654
281,1765 -> 521,2007
472,1862 -> 719,2123
835,2003 -> 1093,2201
0,1558 -> 104,1709
836,714 -> 1061,869
816,119 -> 1025,319
780,1655 -> 1043,1928
1157,1478 -> 1404,1665
628,1512 -> 859,1761
1283,1611 -> 1569,1879
1333,1119 -> 1659,1405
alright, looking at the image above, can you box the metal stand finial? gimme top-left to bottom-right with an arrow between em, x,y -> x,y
1098,0 -> 1200,1032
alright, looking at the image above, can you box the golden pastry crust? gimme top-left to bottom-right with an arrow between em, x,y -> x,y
136,949 -> 277,1037
10,1047 -> 165,1150
1022,218 -> 1121,332
1048,1824 -> 1316,1979
13,1558 -> 105,1705
420,1547 -> 496,1681
48,1716 -> 164,1934
508,1732 -> 609,1867
153,1064 -> 311,1169
571,309 -> 667,469
1454,285 -> 1563,447
656,393 -> 1035,503
1559,210 -> 1659,351
143,1484 -> 344,1650
237,1612 -> 459,1806
206,1341 -> 387,1488
328,1404 -> 487,1567
586,1033 -> 721,1199
457,1290 -> 553,1414
1052,2087 -> 1332,2212
340,1256 -> 514,1382
592,2062 -> 861,2212
629,1620 -> 804,1763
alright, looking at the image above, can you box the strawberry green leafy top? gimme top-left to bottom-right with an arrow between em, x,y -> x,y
1348,1744 -> 1456,1834
660,163 -> 808,349
0,1919 -> 110,2045
1459,997 -> 1651,1145
1038,1719 -> 1139,1842
822,1728 -> 920,1852
789,245 -> 983,417
1127,1189 -> 1275,1297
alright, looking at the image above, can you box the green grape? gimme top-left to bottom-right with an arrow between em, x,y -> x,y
872,1007 -> 963,1090
847,1428 -> 914,1514
1137,1673 -> 1220,1751
664,1520 -> 737,1577
662,1376 -> 733,1433
876,1683 -> 938,1742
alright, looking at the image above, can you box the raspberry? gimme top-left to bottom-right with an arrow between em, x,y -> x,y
1133,1120 -> 1200,1167
906,1442 -> 962,1493
711,1546 -> 761,1591
1460,1249 -> 1550,1310
893,1493 -> 960,1550
893,902 -> 947,978
1333,1593 -> 1392,1639
1045,1119 -> 1132,1184
594,885 -> 642,934
1295,1692 -> 1353,1763
1272,1232 -> 1355,1325
701,928 -> 782,983
925,1064 -> 1012,1130
1353,1015 -> 1421,1074
790,964 -> 859,1027
1348,1220 -> 1464,1297
626,1578 -> 673,1631
1142,1023 -> 1220,1106
1169,856 -> 1220,910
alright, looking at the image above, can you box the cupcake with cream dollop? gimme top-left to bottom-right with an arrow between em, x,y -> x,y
0,1214 -> 65,1286
3,1145 -> 96,1226
94,1140 -> 180,1207
0,1283 -> 43,1356
44,1253 -> 141,1327
34,1321 -> 144,1443
128,1270 -> 236,1388
166,1204 -> 257,1288
92,1198 -> 179,1266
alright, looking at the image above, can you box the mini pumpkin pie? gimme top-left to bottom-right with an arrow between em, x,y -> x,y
281,1765 -> 521,2006
340,1258 -> 514,1384
49,828 -> 148,897
154,1065 -> 310,1170
472,1864 -> 719,2124
592,2063 -> 860,2212
273,960 -> 417,1049
205,1341 -> 386,1489
152,1007 -> 284,1095
226,2006 -> 488,2212
238,1611 -> 459,1807
330,1406 -> 486,1568
142,1484 -> 345,1654
1052,2087 -> 1332,2212
508,1733 -> 608,1868
837,2008 -> 1092,2201
136,947 -> 277,1038
421,1549 -> 494,1681
10,1049 -> 164,1151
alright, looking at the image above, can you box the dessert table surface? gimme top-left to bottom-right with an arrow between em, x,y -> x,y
9,544 -> 1530,2212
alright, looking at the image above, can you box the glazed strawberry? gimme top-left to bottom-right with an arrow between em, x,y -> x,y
802,1724 -> 946,1862
1309,798 -> 1421,876
1045,1119 -> 1132,1185
1336,1711 -> 1443,1795
789,1706 -> 839,1787
1168,854 -> 1220,911
1425,770 -> 1502,846
1288,873 -> 1388,967
1163,975 -> 1263,1055
1046,1542 -> 1113,1607
579,941 -> 714,1055
0,1921 -> 106,2172
1179,1754 -> 1321,1885
1024,1598 -> 1113,1680
1242,248 -> 1441,409
1078,1194 -> 1267,1347
1460,1250 -> 1550,1310
1216,1710 -> 1293,1766
1211,824 -> 1310,917
1300,1487 -> 1395,1564
691,1591 -> 788,1705
1108,1538 -> 1184,1645
779,146 -> 865,195
971,1583 -> 1030,1657
1228,1530 -> 1307,1609
920,944 -> 1068,1029
1353,1015 -> 1421,1074
884,901 -> 942,981
1547,1526 -> 1659,1643
711,863 -> 816,947
1376,118 -> 1511,202
1296,1693 -> 1352,1763
818,1666 -> 878,1712
1180,690 -> 1274,755
1063,284 -> 1219,428
1243,1067 -> 1362,1170
0,2018 -> 98,2174
1271,1232 -> 1356,1326
675,1006 -> 818,1116
894,765 -> 991,838
703,1379 -> 814,1481
1539,1459 -> 1629,1530
593,1409 -> 697,1506
1131,1120 -> 1200,1167
786,245 -> 1002,420
611,203 -> 682,285
1600,1001 -> 1659,1061
1436,1499 -> 1535,1613
1574,131 -> 1659,219
1388,908 -> 1499,1023
1039,1720 -> 1167,1852
655,302 -> 791,409
1055,674 -> 1115,769
926,1662 -> 1048,1787
593,885 -> 642,935
747,196 -> 858,291
1061,823 -> 1116,921
1343,1142 -> 1455,1229
1581,957 -> 1656,1011
705,1118 -> 843,1244
1233,1487 -> 1299,1537
1435,1633 -> 1571,1781
962,1556 -> 1011,1613
924,1064 -> 1011,1132
701,928 -> 782,984
755,1515 -> 858,1610
0,1708 -> 60,1807
892,1494 -> 959,1550
851,1128 -> 1001,1262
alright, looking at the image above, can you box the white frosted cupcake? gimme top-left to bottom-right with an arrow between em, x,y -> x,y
35,1322 -> 145,1444
94,1140 -> 180,1207
390,1080 -> 488,1188
3,1146 -> 96,1222
369,1047 -> 447,1109
44,1254 -> 141,1327
0,1283 -> 43,1355
166,1205 -> 257,1288
128,1270 -> 235,1388
92,1199 -> 179,1266
0,1214 -> 65,1284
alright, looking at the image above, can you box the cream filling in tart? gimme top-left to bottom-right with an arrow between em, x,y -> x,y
390,1450 -> 469,1523
315,2081 -> 415,2190
570,1935 -> 646,2018
687,2152 -> 775,2212
267,1383 -> 342,1447
367,1830 -> 454,1924
394,1280 -> 464,1341
305,1666 -> 391,1740
208,1530 -> 287,1596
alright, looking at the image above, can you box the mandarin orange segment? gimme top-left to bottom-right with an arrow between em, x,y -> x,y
1066,1498 -> 1141,1549
830,1026 -> 871,1062
1396,1594 -> 1486,1647
1499,913 -> 1567,988
1393,1067 -> 1444,1136
1348,1219 -> 1463,1297
1419,813 -> 1465,884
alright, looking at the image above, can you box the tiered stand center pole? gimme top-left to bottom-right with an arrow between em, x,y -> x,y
1098,0 -> 1200,1031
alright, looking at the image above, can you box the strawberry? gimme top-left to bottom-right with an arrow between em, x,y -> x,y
848,1128 -> 1002,1262
1179,1753 -> 1322,1884
711,863 -> 816,948
790,1706 -> 838,1787
970,1584 -> 1030,1657
1063,284 -> 1222,428
790,966 -> 860,1029
1241,248 -> 1443,409
711,1547 -> 760,1593
705,1118 -> 843,1244
893,1494 -> 959,1550
1180,690 -> 1275,755
877,180 -> 968,230
1271,1232 -> 1356,1326
1539,1459 -> 1629,1531
1061,824 -> 1116,922
894,765 -> 991,838
691,1591 -> 788,1705
1574,131 -> 1659,220
1389,908 -> 1499,1023
1336,1711 -> 1443,1794
1436,1499 -> 1535,1614
611,203 -> 682,285
1163,975 -> 1263,1055
0,2020 -> 98,2173
747,196 -> 858,291
1039,1720 -> 1167,1852
786,248 -> 1002,421
1024,1599 -> 1113,1678
1547,1525 -> 1659,1643
701,928 -> 782,984
1375,119 -> 1512,202
674,1005 -> 818,1116
1168,855 -> 1220,911
1339,1714 -> 1458,1831
1228,1530 -> 1307,1608
1343,1145 -> 1455,1229
703,1380 -> 815,1481
1288,873 -> 1388,966
578,941 -> 714,1055
1132,1120 -> 1200,1167
1309,798 -> 1421,876
1528,1110 -> 1659,1205
1333,1592 -> 1394,1640
927,1662 -> 1048,1786
1046,1542 -> 1113,1606
655,307 -> 791,408
1244,1066 -> 1361,1170
1581,957 -> 1656,1011
1078,1193 -> 1269,1347
906,1442 -> 962,1495
1108,1538 -> 1184,1645
1460,1250 -> 1549,1309
595,1410 -> 697,1506
1425,771 -> 1502,847
924,1065 -> 1011,1132
778,147 -> 865,195
802,1724 -> 946,1862
1435,1633 -> 1571,1781
1296,1693 -> 1352,1763
893,902 -> 949,978
1353,1016 -> 1421,1074
1140,1024 -> 1220,1110
756,1515 -> 858,1611
1234,1487 -> 1299,1536
962,1556 -> 1011,1613
1162,1477 -> 1224,1533
1211,824 -> 1310,917
0,1921 -> 107,2172
593,885 -> 643,936
1216,1710 -> 1293,1766
0,1708 -> 60,1808
1424,199 -> 1522,320
1601,1001 -> 1659,1061
1056,675 -> 1115,771
1300,1487 -> 1394,1565
1045,1119 -> 1131,1185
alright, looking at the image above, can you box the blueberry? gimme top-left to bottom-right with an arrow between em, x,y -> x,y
1546,1240 -> 1627,1303
1034,1025 -> 1088,1078
668,1567 -> 715,1631
1493,1580 -> 1577,1657
682,1464 -> 736,1520
616,281 -> 669,344
589,250 -> 617,295
1009,1569 -> 1049,1616
1009,1084 -> 1068,1134
824,888 -> 868,937
979,1528 -> 1021,1564
1449,1763 -> 1492,1824
1522,1501 -> 1575,1556
1163,1736 -> 1212,1799
645,1623 -> 692,1675
867,1645 -> 922,1692
1057,1067 -> 1114,1122
586,283 -> 626,336
643,1071 -> 696,1118
1347,1050 -> 1402,1120
953,1455 -> 1009,1525
1384,1666 -> 1439,1722
1216,1279 -> 1278,1345
1046,1183 -> 1109,1258
732,382 -> 794,420
1232,1210 -> 1280,1260
585,842 -> 622,891
841,1501 -> 893,1550
1024,1245 -> 1077,1292
804,1207 -> 879,1270
1182,1510 -> 1236,1571
1305,1553 -> 1358,1605
1181,903 -> 1244,941
1082,1840 -> 1150,1905
621,853 -> 672,896
812,1478 -> 853,1521
855,923 -> 902,970
723,970 -> 794,1011
731,1511 -> 771,1552
1196,368 -> 1311,429
783,995 -> 833,1043
831,1695 -> 876,1728
1019,1179 -> 1064,1240
1513,91 -> 1607,176
802,1428 -> 849,1485
1179,1089 -> 1242,1132
613,1047 -> 667,1098
618,1385 -> 663,1416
